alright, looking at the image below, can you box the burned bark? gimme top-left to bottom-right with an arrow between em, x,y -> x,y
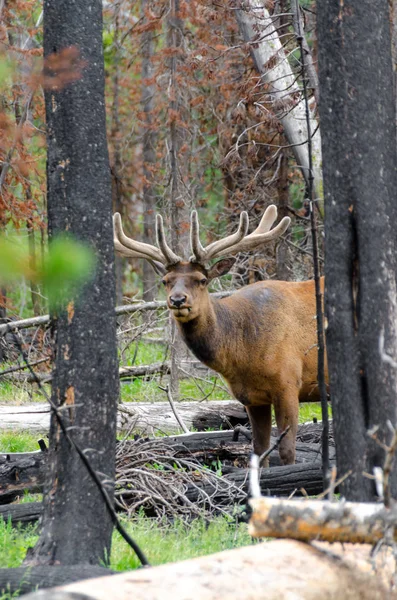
317,0 -> 397,500
0,566 -> 114,597
31,0 -> 119,566
141,0 -> 158,303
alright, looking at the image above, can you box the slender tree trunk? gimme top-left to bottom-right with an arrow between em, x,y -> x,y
31,0 -> 119,565
167,0 -> 190,398
317,0 -> 397,500
276,151 -> 290,281
27,218 -> 42,316
141,0 -> 158,303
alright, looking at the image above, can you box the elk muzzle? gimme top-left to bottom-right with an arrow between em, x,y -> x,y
169,294 -> 188,309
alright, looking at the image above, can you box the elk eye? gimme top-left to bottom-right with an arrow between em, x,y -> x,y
161,280 -> 167,286
200,278 -> 207,285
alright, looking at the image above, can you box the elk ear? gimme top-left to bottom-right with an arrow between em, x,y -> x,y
150,260 -> 167,276
207,257 -> 236,281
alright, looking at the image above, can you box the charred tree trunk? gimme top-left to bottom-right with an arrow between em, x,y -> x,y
110,5 -> 124,306
0,566 -> 113,597
317,0 -> 397,500
31,0 -> 119,565
276,150 -> 291,281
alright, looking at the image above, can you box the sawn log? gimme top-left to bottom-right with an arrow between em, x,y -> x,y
19,540 -> 397,600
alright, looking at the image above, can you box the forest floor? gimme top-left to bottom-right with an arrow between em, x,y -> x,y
0,333 -> 328,598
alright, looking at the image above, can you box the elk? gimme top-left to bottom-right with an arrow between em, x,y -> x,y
113,206 -> 327,465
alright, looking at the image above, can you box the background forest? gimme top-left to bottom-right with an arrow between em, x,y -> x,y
1,0 -> 317,324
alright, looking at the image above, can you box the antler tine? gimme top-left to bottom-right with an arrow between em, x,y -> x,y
250,204 -> 278,235
225,214 -> 291,255
156,214 -> 182,266
113,214 -> 142,258
113,212 -> 166,264
190,210 -> 206,262
190,211 -> 249,263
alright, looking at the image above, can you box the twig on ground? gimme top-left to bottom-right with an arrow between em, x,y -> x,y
232,425 -> 252,443
317,469 -> 352,500
159,384 -> 189,433
116,437 -> 246,519
0,357 -> 49,377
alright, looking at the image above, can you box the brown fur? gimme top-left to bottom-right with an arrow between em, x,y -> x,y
162,262 -> 328,465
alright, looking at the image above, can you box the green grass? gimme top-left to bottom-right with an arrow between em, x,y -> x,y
0,514 -> 251,572
0,431 -> 43,453
0,379 -> 50,405
0,519 -> 39,569
298,402 -> 331,424
123,342 -> 166,366
110,514 -> 252,570
117,338 -> 231,403
120,373 -> 230,404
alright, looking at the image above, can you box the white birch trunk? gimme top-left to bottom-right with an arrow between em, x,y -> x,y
235,0 -> 323,208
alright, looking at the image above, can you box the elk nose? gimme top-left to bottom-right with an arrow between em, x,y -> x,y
170,295 -> 187,308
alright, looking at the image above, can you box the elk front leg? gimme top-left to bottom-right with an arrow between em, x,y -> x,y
245,404 -> 272,466
274,390 -> 299,465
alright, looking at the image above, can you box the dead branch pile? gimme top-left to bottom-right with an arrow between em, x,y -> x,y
1,422 -> 334,522
115,437 -> 246,519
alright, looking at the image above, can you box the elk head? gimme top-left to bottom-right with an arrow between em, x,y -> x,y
113,206 -> 291,323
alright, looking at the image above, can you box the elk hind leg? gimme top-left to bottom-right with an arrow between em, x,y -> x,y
245,404 -> 272,466
274,391 -> 299,465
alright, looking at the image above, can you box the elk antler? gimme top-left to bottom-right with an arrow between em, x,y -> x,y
190,210 -> 249,263
189,205 -> 291,263
113,212 -> 182,266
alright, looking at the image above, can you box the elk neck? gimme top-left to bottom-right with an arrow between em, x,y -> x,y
174,294 -> 232,374
173,294 -> 258,379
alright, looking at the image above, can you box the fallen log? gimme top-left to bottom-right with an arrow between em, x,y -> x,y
130,431 -> 335,467
0,501 -> 43,524
164,421 -> 333,447
0,301 -> 167,336
0,453 -> 46,504
0,400 -> 248,434
118,400 -> 249,433
184,462 -> 329,503
3,361 -> 171,384
0,402 -> 332,440
1,426 -> 334,505
19,540 -> 397,600
249,496 -> 397,544
0,566 -> 114,597
119,361 -> 170,379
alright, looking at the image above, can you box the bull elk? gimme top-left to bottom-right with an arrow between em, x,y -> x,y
113,206 -> 327,465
